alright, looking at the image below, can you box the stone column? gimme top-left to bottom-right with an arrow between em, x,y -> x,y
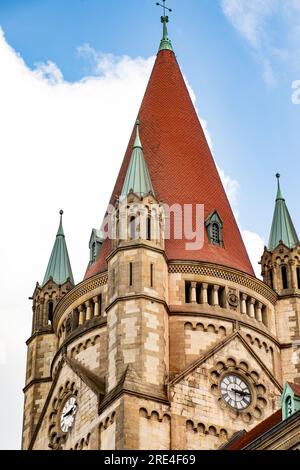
200,283 -> 208,305
78,305 -> 85,326
190,282 -> 197,304
272,265 -> 279,292
241,294 -> 247,315
255,302 -> 263,322
213,285 -> 220,307
93,296 -> 100,317
39,298 -> 45,328
85,300 -> 92,321
289,260 -> 297,289
248,298 -> 256,318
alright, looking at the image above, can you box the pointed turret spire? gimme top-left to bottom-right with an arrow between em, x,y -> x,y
156,1 -> 173,52
268,174 -> 299,251
121,120 -> 155,198
42,210 -> 74,286
85,15 -> 254,279
57,209 -> 65,236
133,118 -> 142,149
276,172 -> 284,200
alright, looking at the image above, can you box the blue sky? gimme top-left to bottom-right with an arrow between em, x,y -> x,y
0,0 -> 300,449
0,0 -> 299,240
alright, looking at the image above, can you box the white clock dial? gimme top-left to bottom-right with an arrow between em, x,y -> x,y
220,374 -> 252,410
60,396 -> 77,433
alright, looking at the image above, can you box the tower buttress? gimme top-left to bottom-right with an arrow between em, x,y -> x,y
105,122 -> 169,448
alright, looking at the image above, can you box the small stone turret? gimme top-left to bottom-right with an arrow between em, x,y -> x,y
261,175 -> 300,295
261,175 -> 300,385
22,211 -> 74,448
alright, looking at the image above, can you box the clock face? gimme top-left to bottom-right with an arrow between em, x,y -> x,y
220,374 -> 252,410
60,396 -> 77,433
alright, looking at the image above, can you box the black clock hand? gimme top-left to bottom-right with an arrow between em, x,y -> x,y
63,406 -> 75,418
232,388 -> 250,397
239,390 -> 251,397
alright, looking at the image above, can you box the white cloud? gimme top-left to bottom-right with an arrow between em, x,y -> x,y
216,167 -> 264,275
221,0 -> 276,49
0,26 -> 264,449
200,118 -> 213,150
220,0 -> 300,85
217,166 -> 239,208
0,26 -> 155,449
242,230 -> 265,277
34,60 -> 64,84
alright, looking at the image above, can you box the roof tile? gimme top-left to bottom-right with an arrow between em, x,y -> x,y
85,50 -> 254,279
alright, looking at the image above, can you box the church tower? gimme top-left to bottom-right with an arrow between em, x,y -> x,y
261,175 -> 300,385
22,11 -> 299,450
22,211 -> 74,449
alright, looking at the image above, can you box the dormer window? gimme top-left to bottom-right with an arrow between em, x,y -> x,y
206,211 -> 223,247
89,229 -> 103,264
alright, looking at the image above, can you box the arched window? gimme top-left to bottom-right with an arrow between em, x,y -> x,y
48,301 -> 54,325
211,223 -> 220,245
281,266 -> 288,289
130,217 -> 136,240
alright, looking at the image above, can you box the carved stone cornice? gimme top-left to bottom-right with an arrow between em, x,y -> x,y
23,377 -> 52,393
106,241 -> 167,264
106,293 -> 168,314
168,261 -> 277,304
53,272 -> 108,330
26,328 -> 54,346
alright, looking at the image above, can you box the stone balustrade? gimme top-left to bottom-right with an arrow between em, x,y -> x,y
185,281 -> 268,327
57,294 -> 104,346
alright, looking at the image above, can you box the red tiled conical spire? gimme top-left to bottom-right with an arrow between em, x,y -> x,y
85,48 -> 254,278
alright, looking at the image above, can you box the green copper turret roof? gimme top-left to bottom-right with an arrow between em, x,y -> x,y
121,121 -> 155,198
159,16 -> 173,52
42,210 -> 74,287
268,174 -> 299,251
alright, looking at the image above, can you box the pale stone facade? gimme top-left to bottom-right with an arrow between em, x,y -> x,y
21,28 -> 300,450
21,203 -> 300,450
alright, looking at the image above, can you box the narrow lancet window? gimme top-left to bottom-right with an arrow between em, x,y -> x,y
130,217 -> 136,240
150,264 -> 154,287
146,217 -> 151,241
281,266 -> 288,290
48,301 -> 54,325
297,267 -> 300,290
129,263 -> 133,286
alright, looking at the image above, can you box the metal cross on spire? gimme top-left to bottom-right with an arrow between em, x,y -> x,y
156,0 -> 174,52
156,0 -> 172,17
